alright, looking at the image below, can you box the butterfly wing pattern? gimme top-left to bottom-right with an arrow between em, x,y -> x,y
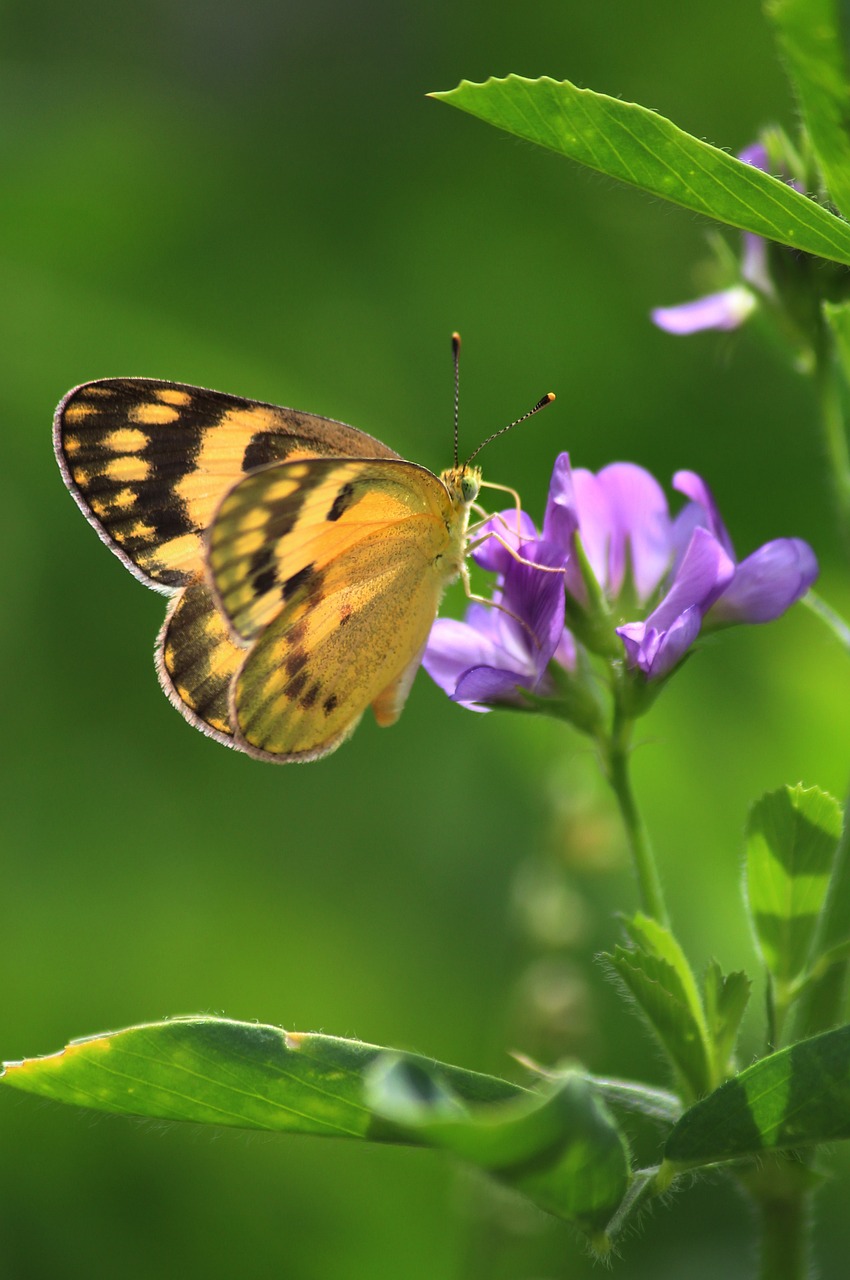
54,377 -> 477,762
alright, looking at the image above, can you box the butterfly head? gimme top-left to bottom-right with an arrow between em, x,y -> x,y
440,463 -> 482,510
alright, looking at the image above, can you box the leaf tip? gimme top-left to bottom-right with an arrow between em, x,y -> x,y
2,1034 -> 111,1082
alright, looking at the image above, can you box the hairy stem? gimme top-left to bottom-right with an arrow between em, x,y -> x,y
604,709 -> 669,926
740,1155 -> 814,1280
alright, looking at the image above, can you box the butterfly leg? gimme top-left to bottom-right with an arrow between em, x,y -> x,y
475,479 -> 526,539
466,529 -> 568,575
458,560 -> 546,652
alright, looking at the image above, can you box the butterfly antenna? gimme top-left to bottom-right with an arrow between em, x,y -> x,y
452,331 -> 461,467
464,391 -> 556,466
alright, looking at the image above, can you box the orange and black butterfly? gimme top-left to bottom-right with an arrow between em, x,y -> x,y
54,376 -> 486,762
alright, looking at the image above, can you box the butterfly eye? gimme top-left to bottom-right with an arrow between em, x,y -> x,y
461,473 -> 480,504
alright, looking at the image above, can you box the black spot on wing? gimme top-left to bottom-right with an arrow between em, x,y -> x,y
287,671 -> 309,699
323,693 -> 338,716
249,546 -> 278,597
327,482 -> 356,522
285,648 -> 309,677
287,619 -> 308,649
282,563 -> 319,601
242,432 -> 296,472
300,682 -> 321,710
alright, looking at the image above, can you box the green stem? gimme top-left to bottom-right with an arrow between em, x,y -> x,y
740,1156 -> 814,1280
814,339 -> 850,556
604,709 -> 669,927
757,1192 -> 810,1280
801,589 -> 850,658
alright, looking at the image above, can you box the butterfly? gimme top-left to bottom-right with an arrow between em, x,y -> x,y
54,366 -> 548,763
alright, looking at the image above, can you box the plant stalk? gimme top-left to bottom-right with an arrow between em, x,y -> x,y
740,1155 -> 814,1280
605,709 -> 669,927
814,340 -> 850,558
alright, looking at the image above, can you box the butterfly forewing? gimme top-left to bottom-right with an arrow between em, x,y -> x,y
230,514 -> 457,761
55,378 -> 399,589
208,457 -> 457,643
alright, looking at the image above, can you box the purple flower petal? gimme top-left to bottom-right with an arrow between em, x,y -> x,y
422,536 -> 570,709
497,539 -> 567,671
618,605 -> 703,679
422,618 -> 510,696
741,232 -> 772,295
616,528 -> 735,679
651,286 -> 757,335
672,470 -> 736,558
709,538 -> 818,624
542,452 -> 580,549
596,463 -> 672,601
650,527 -> 736,626
568,467 -> 615,599
453,665 -> 538,706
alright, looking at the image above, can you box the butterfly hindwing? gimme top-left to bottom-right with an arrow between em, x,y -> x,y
54,378 -> 399,589
156,578 -> 246,744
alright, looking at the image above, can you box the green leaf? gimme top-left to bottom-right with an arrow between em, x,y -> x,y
766,0 -> 850,218
430,76 -> 850,267
605,915 -> 711,1101
745,784 -> 842,984
0,1017 -> 521,1136
592,1076 -> 682,1127
366,1057 -> 631,1236
665,1023 -> 850,1168
703,961 -> 752,1081
624,915 -> 708,1036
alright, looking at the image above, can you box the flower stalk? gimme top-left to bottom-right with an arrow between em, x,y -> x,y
603,690 -> 670,927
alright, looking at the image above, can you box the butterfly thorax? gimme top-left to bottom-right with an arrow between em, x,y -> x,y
439,463 -> 481,566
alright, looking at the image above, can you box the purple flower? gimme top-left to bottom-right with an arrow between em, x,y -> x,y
669,471 -> 819,627
651,143 -> 780,336
423,522 -> 571,709
423,452 -> 818,708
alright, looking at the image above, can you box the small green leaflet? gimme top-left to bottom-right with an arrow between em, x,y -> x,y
604,914 -> 712,1101
745,784 -> 842,986
665,1023 -> 850,1167
430,76 -> 850,267
703,960 -> 751,1080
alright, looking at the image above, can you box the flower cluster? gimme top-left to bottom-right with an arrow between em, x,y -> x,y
423,453 -> 817,719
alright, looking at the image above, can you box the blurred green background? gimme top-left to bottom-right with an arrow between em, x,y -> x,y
3,1 -> 850,1276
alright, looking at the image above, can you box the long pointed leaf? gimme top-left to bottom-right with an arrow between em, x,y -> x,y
0,1017 -> 521,1137
431,76 -> 850,267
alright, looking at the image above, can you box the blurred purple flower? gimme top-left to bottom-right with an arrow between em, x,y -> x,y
651,142 -> 782,336
424,451 -> 818,705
